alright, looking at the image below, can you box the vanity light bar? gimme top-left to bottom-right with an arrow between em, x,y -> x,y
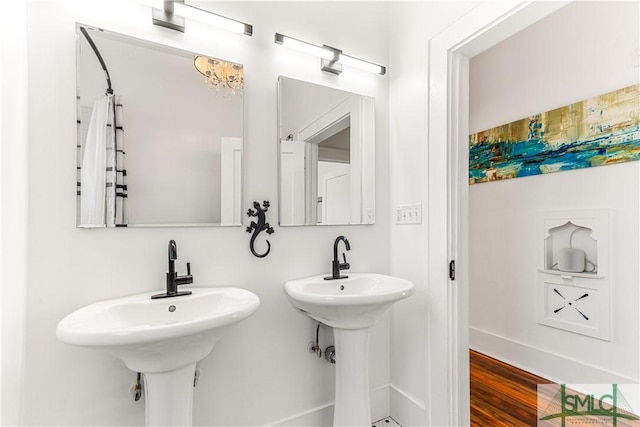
153,1 -> 252,36
274,33 -> 335,61
274,33 -> 386,76
339,54 -> 386,76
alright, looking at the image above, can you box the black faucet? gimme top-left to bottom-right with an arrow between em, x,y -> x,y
324,235 -> 351,280
151,240 -> 193,299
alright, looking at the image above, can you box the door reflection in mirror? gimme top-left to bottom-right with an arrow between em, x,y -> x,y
278,76 -> 375,226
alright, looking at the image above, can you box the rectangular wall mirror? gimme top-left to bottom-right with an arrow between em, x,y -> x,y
76,25 -> 243,228
278,76 -> 375,226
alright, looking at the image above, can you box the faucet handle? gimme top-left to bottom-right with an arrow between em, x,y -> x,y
186,262 -> 191,275
340,253 -> 350,270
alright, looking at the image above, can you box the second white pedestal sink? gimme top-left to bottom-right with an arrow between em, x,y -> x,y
56,287 -> 259,426
284,273 -> 414,427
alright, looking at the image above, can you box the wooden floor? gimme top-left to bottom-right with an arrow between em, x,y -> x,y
470,350 -> 553,426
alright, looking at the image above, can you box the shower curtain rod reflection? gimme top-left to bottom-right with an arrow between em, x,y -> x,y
80,26 -> 113,95
77,26 -> 128,227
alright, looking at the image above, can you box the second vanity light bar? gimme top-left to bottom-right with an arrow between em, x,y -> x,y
274,33 -> 386,76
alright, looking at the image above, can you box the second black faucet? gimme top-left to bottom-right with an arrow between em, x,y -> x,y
325,236 -> 351,280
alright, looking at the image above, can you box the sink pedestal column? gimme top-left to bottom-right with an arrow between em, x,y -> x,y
143,363 -> 196,427
333,328 -> 371,427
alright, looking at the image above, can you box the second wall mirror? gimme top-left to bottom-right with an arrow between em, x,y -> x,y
278,77 -> 375,226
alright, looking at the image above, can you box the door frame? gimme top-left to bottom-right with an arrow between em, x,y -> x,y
220,137 -> 243,226
426,2 -> 571,425
298,94 -> 375,224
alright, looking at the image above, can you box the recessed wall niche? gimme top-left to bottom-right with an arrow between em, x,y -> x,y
536,209 -> 611,341
544,221 -> 598,275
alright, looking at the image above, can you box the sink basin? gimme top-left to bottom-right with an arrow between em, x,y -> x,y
57,286 -> 259,372
284,273 -> 414,329
284,273 -> 414,427
57,286 -> 259,426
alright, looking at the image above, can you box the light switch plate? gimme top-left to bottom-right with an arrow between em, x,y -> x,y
395,204 -> 422,225
366,208 -> 375,224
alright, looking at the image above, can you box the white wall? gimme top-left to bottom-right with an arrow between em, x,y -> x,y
469,1 -> 639,383
387,2 -> 480,426
1,0 -> 29,425
23,1 -> 390,425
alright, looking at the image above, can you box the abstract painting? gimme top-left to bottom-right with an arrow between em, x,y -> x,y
469,84 -> 640,184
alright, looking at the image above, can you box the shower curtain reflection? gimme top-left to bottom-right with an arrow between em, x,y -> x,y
79,94 -> 127,228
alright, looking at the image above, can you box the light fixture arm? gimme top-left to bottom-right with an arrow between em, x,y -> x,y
321,45 -> 343,75
152,1 -> 186,33
163,0 -> 175,13
152,1 -> 253,36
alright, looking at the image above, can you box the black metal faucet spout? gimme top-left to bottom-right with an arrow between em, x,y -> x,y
168,240 -> 177,274
325,236 -> 351,280
152,240 -> 194,299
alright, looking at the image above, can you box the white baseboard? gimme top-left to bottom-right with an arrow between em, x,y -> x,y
268,385 -> 391,427
389,385 -> 426,427
270,403 -> 334,427
470,327 -> 637,384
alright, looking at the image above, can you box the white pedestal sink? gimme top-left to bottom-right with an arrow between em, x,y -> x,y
284,273 -> 414,427
56,287 -> 260,426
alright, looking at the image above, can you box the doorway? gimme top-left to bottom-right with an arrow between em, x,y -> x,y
464,1 -> 640,424
425,2 -> 571,425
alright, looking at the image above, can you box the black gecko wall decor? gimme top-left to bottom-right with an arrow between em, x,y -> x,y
246,201 -> 275,258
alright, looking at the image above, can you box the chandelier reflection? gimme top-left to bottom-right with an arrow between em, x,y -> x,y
193,56 -> 243,95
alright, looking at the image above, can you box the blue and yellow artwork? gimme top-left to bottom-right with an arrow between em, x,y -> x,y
469,84 -> 640,184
